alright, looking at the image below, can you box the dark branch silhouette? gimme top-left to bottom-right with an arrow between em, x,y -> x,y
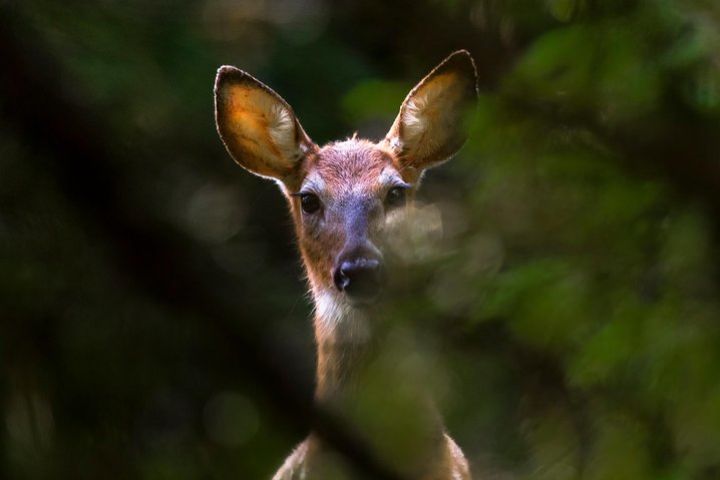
0,7 -> 407,480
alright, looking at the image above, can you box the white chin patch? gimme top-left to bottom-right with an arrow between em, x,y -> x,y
313,289 -> 370,343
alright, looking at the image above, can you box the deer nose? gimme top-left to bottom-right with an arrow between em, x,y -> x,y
333,257 -> 383,301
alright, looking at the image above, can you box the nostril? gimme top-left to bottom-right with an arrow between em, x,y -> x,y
333,258 -> 383,299
334,266 -> 351,291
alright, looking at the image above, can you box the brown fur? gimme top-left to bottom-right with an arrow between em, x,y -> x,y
288,140 -> 402,292
214,51 -> 478,480
273,433 -> 470,480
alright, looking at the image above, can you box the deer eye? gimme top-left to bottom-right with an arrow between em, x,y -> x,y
299,192 -> 321,214
385,186 -> 408,208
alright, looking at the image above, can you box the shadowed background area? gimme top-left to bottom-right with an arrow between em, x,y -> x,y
3,1 -> 720,479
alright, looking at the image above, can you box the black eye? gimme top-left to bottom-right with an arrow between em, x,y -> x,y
385,186 -> 407,208
299,192 -> 321,214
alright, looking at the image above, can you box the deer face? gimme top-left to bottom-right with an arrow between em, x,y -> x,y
214,51 -> 477,306
291,140 -> 408,304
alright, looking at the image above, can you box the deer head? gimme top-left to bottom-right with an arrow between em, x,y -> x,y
214,51 -> 477,313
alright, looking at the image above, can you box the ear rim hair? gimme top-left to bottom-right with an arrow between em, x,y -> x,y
214,65 -> 317,183
383,49 -> 479,171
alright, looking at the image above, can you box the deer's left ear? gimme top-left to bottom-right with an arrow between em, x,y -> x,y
383,50 -> 478,171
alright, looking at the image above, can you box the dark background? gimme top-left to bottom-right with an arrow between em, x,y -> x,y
3,1 -> 720,478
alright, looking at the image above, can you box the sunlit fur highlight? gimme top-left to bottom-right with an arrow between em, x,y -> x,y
215,50 -> 477,480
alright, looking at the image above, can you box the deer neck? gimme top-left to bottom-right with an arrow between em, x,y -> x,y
312,289 -> 374,401
309,288 -> 447,474
309,288 -> 441,422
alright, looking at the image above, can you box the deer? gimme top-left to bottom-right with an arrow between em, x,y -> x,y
214,50 -> 477,480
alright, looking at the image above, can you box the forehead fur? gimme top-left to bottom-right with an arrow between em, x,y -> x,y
304,138 -> 398,189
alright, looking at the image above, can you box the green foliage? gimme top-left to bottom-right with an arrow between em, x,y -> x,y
4,0 -> 720,478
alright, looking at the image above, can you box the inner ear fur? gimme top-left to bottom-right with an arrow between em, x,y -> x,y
384,50 -> 478,170
214,66 -> 316,182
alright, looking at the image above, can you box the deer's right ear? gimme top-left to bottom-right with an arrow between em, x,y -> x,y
214,66 -> 316,182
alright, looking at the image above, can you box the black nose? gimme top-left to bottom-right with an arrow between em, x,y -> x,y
333,257 -> 383,300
